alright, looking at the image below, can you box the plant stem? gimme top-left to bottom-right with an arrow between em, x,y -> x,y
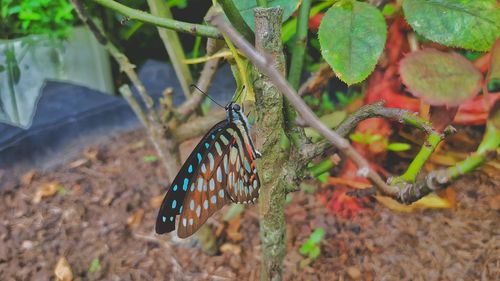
217,0 -> 254,43
93,0 -> 222,39
288,0 -> 312,90
398,132 -> 442,182
252,7 -> 288,281
147,0 -> 193,98
446,120 -> 500,179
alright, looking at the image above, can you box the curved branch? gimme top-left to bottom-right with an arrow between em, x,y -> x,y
93,0 -> 222,39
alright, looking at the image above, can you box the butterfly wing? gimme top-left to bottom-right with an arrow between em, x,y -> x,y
176,121 -> 260,238
155,120 -> 228,234
224,122 -> 260,204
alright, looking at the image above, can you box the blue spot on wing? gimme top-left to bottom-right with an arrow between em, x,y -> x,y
183,178 -> 189,191
197,153 -> 202,163
172,184 -> 178,191
188,165 -> 193,173
205,142 -> 210,149
171,200 -> 177,208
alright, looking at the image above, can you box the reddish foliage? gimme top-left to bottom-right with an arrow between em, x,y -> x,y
318,185 -> 369,218
308,13 -> 324,31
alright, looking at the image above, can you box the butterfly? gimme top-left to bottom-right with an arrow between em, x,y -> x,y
155,102 -> 261,238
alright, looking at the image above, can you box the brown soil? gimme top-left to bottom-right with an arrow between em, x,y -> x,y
1,129 -> 499,281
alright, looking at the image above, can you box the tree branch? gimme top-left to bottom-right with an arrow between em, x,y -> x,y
93,0 -> 223,39
207,11 -> 400,200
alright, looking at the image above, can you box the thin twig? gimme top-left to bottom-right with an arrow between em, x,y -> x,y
93,0 -> 222,39
177,38 -> 223,118
297,63 -> 334,97
208,13 -> 398,196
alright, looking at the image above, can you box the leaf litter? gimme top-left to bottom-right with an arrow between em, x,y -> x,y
0,129 -> 498,280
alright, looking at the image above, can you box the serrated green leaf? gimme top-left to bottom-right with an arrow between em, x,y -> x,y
399,49 -> 482,106
309,228 -> 325,244
318,1 -> 387,85
387,142 -> 411,152
403,0 -> 500,51
233,0 -> 300,31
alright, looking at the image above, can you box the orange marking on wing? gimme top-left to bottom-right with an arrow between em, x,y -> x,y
245,143 -> 253,158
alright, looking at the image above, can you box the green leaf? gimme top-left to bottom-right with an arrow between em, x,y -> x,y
309,246 -> 321,260
403,0 -> 500,51
88,257 -> 101,273
58,186 -> 67,196
233,0 -> 300,31
308,228 -> 325,244
387,142 -> 411,152
299,241 -> 314,255
399,49 -> 482,106
319,1 -> 387,85
143,155 -> 159,163
382,3 -> 397,17
350,133 -> 364,144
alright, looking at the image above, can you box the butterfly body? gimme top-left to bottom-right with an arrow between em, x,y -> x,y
155,103 -> 260,238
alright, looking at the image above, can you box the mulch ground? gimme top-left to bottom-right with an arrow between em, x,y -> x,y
1,129 -> 499,281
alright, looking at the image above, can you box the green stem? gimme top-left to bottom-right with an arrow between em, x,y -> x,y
399,132 -> 442,182
288,0 -> 312,90
93,0 -> 222,39
147,0 -> 193,98
308,159 -> 334,177
217,0 -> 255,43
447,121 -> 500,179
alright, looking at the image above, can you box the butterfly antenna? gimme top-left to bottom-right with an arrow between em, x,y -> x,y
232,86 -> 246,104
190,84 -> 225,108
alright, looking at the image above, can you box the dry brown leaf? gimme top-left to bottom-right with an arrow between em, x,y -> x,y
67,158 -> 88,169
489,195 -> 500,211
347,266 -> 362,280
220,243 -> 241,256
21,169 -> 37,185
150,195 -> 164,209
127,209 -> 145,228
375,193 -> 452,212
226,215 -> 243,242
84,148 -> 101,162
129,140 -> 145,150
33,182 -> 62,204
54,257 -> 73,281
